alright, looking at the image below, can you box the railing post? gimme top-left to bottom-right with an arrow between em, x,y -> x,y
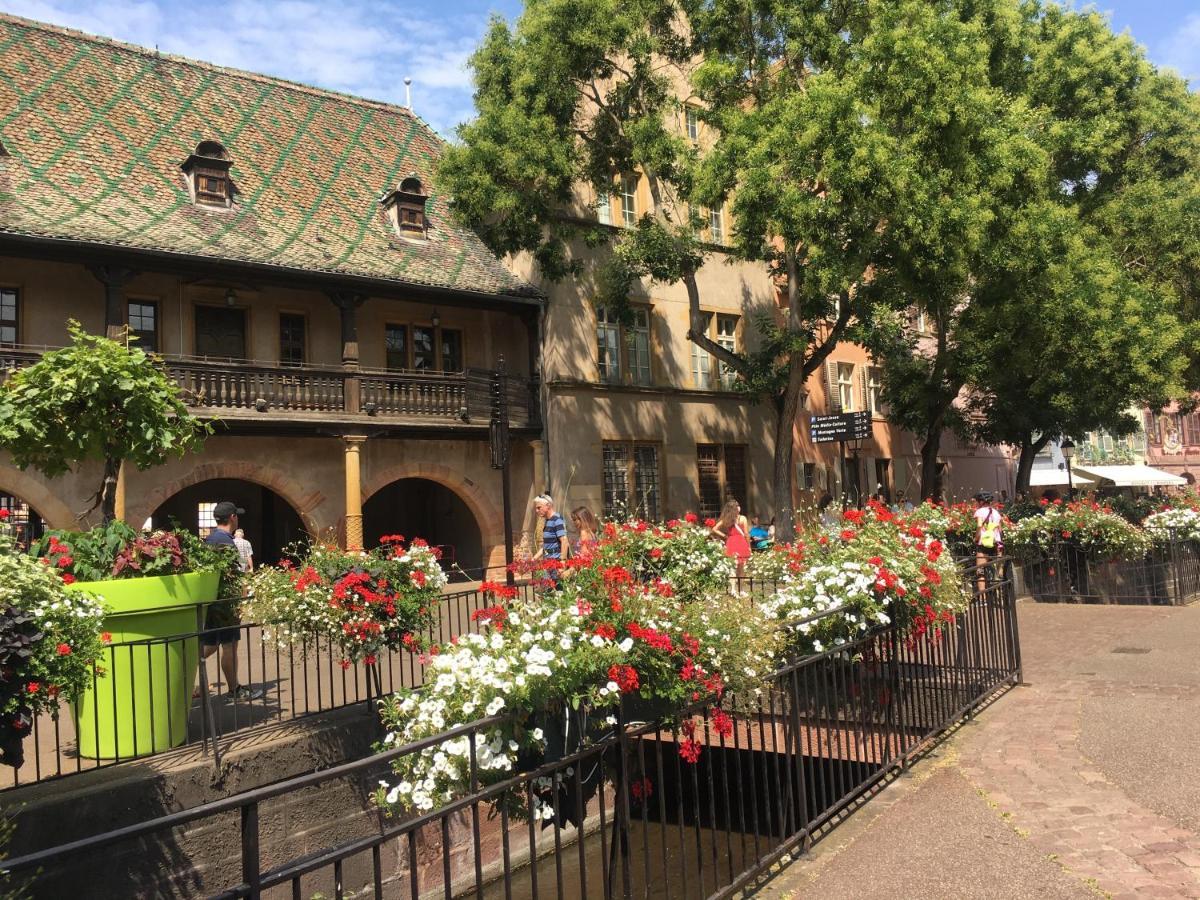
344,372 -> 361,415
241,801 -> 261,898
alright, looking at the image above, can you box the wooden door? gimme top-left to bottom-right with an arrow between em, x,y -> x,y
195,306 -> 247,359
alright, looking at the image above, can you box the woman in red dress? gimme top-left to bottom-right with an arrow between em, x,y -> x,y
710,498 -> 751,593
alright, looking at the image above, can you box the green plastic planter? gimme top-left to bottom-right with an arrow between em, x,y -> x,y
67,571 -> 220,760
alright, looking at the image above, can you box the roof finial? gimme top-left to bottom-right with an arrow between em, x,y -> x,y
404,77 -> 412,110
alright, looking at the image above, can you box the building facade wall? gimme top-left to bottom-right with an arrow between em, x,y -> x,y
0,253 -> 536,577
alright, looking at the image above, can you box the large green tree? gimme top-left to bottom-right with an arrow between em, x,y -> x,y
0,324 -> 210,522
965,205 -> 1185,493
873,2 -> 1199,499
440,0 -> 1040,537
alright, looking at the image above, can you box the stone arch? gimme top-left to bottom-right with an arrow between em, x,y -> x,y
0,463 -> 78,530
363,463 -> 504,569
128,460 -> 323,538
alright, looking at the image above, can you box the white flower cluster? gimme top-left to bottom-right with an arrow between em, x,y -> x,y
759,561 -> 894,653
377,602 -> 605,814
1143,508 -> 1200,544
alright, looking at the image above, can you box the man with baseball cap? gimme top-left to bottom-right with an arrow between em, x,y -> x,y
201,501 -> 263,701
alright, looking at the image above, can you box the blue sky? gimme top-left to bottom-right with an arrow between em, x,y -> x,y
2,0 -> 1196,137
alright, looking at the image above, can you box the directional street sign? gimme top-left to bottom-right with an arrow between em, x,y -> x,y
809,410 -> 872,443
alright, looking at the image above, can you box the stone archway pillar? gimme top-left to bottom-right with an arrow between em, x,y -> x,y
343,435 -> 367,551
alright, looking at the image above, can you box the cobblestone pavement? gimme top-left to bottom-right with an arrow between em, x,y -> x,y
754,602 -> 1200,899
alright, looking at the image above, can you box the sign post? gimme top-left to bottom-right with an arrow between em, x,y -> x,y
810,412 -> 871,507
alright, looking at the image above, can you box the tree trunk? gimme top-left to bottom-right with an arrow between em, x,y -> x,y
100,456 -> 120,523
1013,434 -> 1051,497
772,359 -> 808,543
919,427 -> 942,502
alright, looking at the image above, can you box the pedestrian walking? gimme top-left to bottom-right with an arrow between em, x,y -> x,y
532,494 -> 568,585
973,491 -> 1003,591
199,502 -> 263,701
570,506 -> 600,555
232,527 -> 254,573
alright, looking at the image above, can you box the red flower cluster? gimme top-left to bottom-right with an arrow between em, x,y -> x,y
630,777 -> 653,802
627,622 -> 673,653
471,605 -> 509,631
710,709 -> 734,739
607,664 -> 640,693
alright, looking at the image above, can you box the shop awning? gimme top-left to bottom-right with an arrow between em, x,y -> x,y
1073,464 -> 1187,487
1028,468 -> 1095,487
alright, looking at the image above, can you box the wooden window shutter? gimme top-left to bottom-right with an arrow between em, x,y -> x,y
860,367 -> 870,413
824,360 -> 838,412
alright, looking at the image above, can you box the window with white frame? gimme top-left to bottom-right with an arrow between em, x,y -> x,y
916,309 -> 927,333
691,312 -> 713,388
597,189 -> 612,225
197,502 -> 218,538
867,366 -> 884,415
620,175 -> 638,227
597,306 -> 652,385
685,108 -> 699,141
709,203 -> 724,243
596,307 -> 621,383
837,362 -> 856,411
627,308 -> 651,386
716,314 -> 738,388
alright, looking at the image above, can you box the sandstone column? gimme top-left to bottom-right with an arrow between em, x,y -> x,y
343,435 -> 367,551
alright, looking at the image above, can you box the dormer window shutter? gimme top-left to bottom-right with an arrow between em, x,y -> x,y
382,175 -> 429,239
181,141 -> 233,208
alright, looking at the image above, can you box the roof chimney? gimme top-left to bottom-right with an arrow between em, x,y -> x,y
404,77 -> 412,110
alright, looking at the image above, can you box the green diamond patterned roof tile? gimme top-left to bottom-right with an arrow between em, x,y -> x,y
0,13 -> 539,300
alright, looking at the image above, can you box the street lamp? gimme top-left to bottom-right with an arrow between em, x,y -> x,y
1061,439 -> 1076,502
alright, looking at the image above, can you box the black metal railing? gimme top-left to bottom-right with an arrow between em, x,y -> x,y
4,564 -> 1021,898
0,582 -> 537,792
1018,539 -> 1200,605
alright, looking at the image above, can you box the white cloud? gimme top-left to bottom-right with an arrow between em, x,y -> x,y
1157,12 -> 1200,88
3,0 -> 495,135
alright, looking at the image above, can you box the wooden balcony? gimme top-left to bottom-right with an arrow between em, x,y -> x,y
0,348 -> 540,431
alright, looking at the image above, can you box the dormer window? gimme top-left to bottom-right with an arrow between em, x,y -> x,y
382,175 -> 429,239
181,141 -> 233,208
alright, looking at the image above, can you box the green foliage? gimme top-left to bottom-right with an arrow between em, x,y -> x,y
870,2 -> 1198,495
0,323 -> 210,520
32,521 -> 233,586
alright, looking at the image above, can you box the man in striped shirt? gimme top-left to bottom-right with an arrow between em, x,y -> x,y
532,494 -> 568,584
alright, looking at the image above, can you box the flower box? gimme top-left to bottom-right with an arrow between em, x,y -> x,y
67,571 -> 219,759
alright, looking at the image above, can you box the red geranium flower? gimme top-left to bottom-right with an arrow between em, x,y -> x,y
607,664 -> 640,693
0,509 -> 8,520
56,643 -> 71,656
61,573 -> 76,584
100,632 -> 112,644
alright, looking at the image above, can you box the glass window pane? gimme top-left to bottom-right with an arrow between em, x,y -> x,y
691,312 -> 713,388
686,109 -> 699,141
597,192 -> 611,225
633,445 -> 660,521
716,315 -> 737,389
412,326 -> 435,370
596,308 -> 620,384
620,176 -> 638,227
709,203 -> 724,243
385,324 -> 408,370
0,289 -> 17,345
128,301 -> 159,353
697,444 -> 722,520
628,309 -> 650,386
279,313 -> 306,366
837,362 -> 855,411
602,443 -> 630,519
441,329 -> 463,372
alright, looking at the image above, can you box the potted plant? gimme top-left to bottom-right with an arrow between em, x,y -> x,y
243,536 -> 448,688
34,521 -> 234,758
0,514 -> 106,768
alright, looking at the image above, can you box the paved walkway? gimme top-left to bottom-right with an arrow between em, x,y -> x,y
754,601 -> 1200,899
